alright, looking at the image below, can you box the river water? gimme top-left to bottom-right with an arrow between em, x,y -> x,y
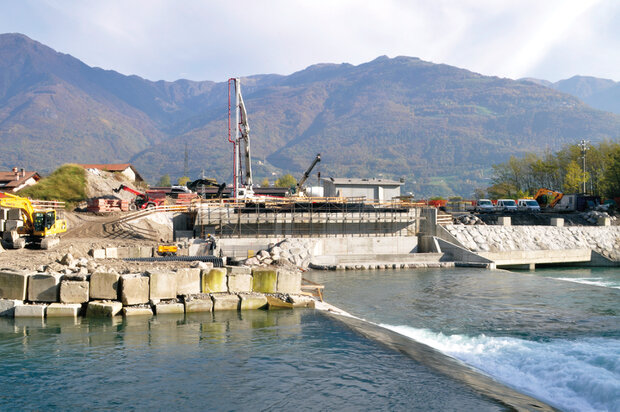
0,266 -> 617,411
306,267 -> 620,412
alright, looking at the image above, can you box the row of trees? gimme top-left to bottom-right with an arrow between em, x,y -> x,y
487,141 -> 620,199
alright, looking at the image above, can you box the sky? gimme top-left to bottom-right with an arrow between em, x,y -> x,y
0,0 -> 618,83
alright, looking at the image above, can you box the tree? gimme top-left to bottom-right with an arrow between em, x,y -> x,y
260,177 -> 270,187
601,146 -> 620,198
275,174 -> 297,188
157,174 -> 171,187
563,161 -> 589,193
177,176 -> 190,186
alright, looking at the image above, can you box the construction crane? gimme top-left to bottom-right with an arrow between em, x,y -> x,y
290,153 -> 321,196
0,192 -> 67,249
228,78 -> 254,199
113,185 -> 165,210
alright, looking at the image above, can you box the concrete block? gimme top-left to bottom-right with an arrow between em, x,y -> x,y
139,246 -> 153,258
28,273 -> 62,302
89,272 -> 120,300
0,270 -> 30,300
86,301 -> 123,317
550,218 -> 564,227
228,274 -> 253,293
184,296 -> 213,313
175,268 -> 201,295
128,246 -> 141,258
60,280 -> 89,304
7,209 -> 22,220
0,299 -> 23,317
202,268 -> 227,293
497,216 -> 511,226
225,265 -> 251,275
116,247 -> 129,259
597,217 -> 611,226
122,307 -> 153,316
105,247 -> 118,259
155,302 -> 185,314
0,208 -> 7,220
120,274 -> 150,305
90,249 -> 106,259
46,303 -> 81,317
252,269 -> 277,294
239,294 -> 268,310
4,220 -> 23,231
14,304 -> 46,318
212,294 -> 239,311
289,295 -> 315,308
148,271 -> 177,300
276,270 -> 301,295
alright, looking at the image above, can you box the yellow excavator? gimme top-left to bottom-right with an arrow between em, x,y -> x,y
0,192 -> 67,249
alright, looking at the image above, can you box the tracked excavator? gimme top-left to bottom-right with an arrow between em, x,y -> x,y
187,178 -> 227,199
0,192 -> 67,249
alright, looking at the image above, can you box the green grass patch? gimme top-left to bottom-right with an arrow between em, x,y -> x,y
17,164 -> 87,208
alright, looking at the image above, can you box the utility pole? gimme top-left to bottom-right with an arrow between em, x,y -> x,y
578,139 -> 589,194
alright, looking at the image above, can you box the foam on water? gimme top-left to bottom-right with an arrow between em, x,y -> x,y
381,324 -> 620,412
553,277 -> 620,289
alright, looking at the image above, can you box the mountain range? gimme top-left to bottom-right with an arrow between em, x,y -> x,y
1,33 -> 618,197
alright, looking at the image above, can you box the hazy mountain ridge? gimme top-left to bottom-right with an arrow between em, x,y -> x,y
1,33 -> 619,196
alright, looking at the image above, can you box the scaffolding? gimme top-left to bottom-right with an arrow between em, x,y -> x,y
193,197 -> 423,238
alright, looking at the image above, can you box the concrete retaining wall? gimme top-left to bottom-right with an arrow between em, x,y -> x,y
0,265 -> 305,319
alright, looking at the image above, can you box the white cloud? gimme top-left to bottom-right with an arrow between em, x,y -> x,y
0,0 -> 617,82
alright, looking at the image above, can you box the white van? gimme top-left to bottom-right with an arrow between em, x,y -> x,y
496,199 -> 517,212
517,199 -> 541,212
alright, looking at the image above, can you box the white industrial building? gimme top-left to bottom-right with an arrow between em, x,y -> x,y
321,177 -> 403,202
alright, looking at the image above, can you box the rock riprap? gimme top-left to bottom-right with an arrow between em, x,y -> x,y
445,225 -> 620,260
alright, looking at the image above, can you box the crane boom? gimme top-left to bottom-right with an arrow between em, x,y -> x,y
229,78 -> 254,198
296,153 -> 321,193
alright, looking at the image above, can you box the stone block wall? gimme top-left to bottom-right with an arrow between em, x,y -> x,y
0,265 -> 305,319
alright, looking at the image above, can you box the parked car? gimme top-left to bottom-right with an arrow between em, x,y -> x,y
496,199 -> 517,212
474,199 -> 495,213
517,199 -> 541,212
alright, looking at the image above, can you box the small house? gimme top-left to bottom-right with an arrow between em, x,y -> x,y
78,163 -> 145,183
321,177 -> 403,202
0,167 -> 41,192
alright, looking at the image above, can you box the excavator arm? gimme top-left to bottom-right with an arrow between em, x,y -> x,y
296,153 -> 321,194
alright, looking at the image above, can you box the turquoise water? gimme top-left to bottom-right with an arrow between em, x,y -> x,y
0,310 -> 502,411
306,267 -> 620,412
1,266 -> 617,411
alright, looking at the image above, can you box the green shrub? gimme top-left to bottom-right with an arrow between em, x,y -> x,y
17,164 -> 87,207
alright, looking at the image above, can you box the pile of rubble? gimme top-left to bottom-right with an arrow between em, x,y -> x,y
243,238 -> 316,269
581,210 -> 616,225
453,214 -> 485,225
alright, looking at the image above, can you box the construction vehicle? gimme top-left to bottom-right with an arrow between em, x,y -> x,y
187,178 -> 228,199
228,78 -> 254,199
0,192 -> 67,249
289,153 -> 321,197
156,244 -> 178,256
113,185 -> 165,210
534,188 -> 564,209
